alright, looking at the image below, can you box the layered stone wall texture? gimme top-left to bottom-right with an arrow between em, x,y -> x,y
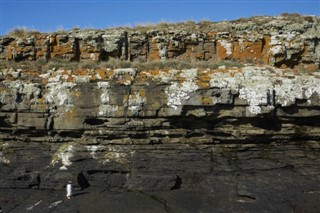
1,15 -> 320,212
1,15 -> 319,69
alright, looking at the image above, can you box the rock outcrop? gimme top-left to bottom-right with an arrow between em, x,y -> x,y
1,14 -> 320,69
1,14 -> 320,212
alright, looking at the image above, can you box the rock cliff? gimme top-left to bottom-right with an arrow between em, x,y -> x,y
1,14 -> 320,69
0,14 -> 320,212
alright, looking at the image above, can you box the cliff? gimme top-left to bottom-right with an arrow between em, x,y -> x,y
0,14 -> 320,212
1,14 -> 320,69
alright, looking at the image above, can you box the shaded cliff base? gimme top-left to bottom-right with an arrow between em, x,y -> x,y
1,139 -> 320,212
1,172 -> 320,213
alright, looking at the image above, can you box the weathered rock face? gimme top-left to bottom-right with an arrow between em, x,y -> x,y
1,14 -> 320,69
0,63 -> 320,211
1,15 -> 320,212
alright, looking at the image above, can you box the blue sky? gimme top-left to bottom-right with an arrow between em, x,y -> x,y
0,0 -> 319,35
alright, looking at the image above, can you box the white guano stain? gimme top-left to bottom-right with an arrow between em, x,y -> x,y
51,144 -> 74,170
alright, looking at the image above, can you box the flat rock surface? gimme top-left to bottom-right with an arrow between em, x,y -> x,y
1,177 -> 320,213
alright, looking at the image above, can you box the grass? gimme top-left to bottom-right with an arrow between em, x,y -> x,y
5,14 -> 315,38
99,58 -> 245,70
132,19 -> 237,34
129,13 -> 314,34
114,58 -> 248,70
1,57 -> 246,72
7,27 -> 40,37
280,13 -> 306,23
0,60 -> 43,71
231,13 -> 315,27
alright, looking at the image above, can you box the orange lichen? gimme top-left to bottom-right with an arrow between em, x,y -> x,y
35,49 -> 46,59
60,70 -> 69,75
41,78 -> 49,84
201,97 -> 212,105
64,109 -> 77,118
89,75 -> 98,82
22,70 -> 41,78
105,70 -> 114,79
72,69 -> 89,76
96,69 -> 107,79
194,52 -> 205,60
149,39 -> 161,60
197,81 -> 210,89
51,45 -> 73,57
123,94 -> 129,103
197,71 -> 212,89
72,91 -> 82,98
35,98 -> 44,104
66,76 -> 74,82
34,98 -> 48,111
207,31 -> 218,38
149,69 -> 162,76
302,63 -> 318,70
178,44 -> 199,60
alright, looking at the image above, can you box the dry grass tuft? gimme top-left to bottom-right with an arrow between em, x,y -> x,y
1,57 -> 246,72
7,27 -> 40,37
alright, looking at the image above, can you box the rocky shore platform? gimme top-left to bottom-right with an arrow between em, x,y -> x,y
2,181 -> 320,213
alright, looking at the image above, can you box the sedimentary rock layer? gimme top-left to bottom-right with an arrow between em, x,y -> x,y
1,14 -> 319,69
1,15 -> 320,212
0,65 -> 319,194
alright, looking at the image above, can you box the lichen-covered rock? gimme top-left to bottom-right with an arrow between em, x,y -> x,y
1,14 -> 320,212
1,14 -> 319,69
1,64 -> 320,195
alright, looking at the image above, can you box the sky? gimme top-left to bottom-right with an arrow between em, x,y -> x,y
0,0 -> 319,35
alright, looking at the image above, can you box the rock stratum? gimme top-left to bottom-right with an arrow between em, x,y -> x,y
1,14 -> 320,69
1,14 -> 320,212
